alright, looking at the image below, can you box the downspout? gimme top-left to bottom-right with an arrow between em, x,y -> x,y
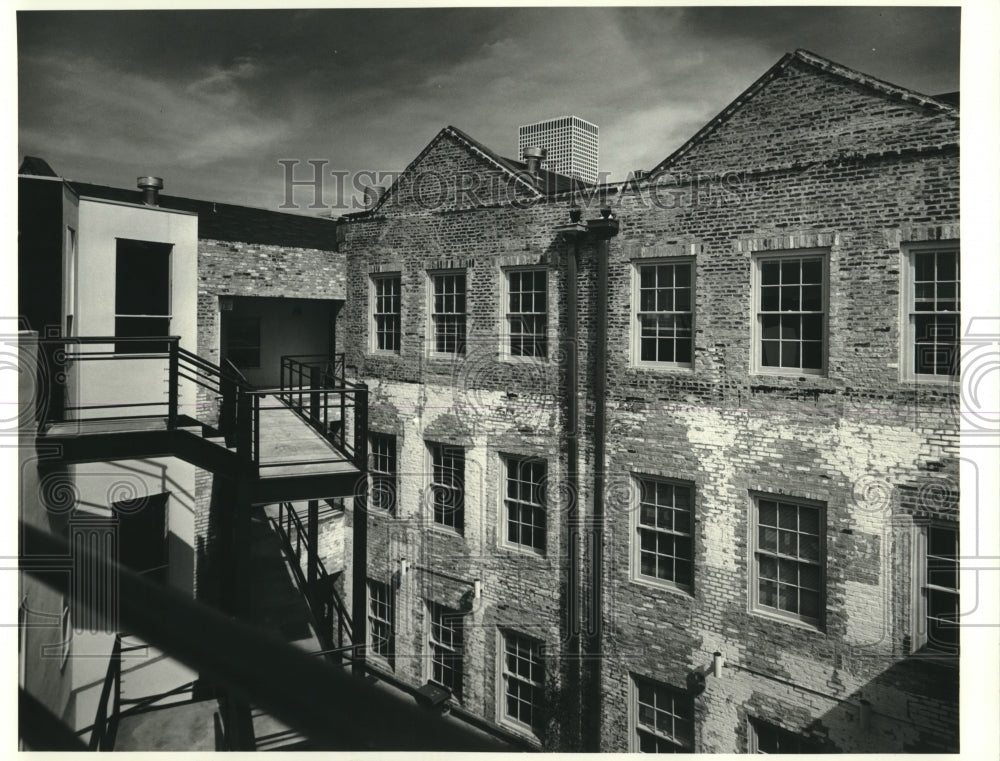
585,208 -> 619,752
555,207 -> 587,749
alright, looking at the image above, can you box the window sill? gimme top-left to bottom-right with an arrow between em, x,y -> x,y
500,354 -> 550,365
630,573 -> 694,599
366,350 -> 402,359
499,541 -> 548,560
903,375 -> 961,387
428,524 -> 465,540
751,367 -> 827,379
630,361 -> 694,373
750,606 -> 825,634
908,647 -> 959,668
497,718 -> 543,746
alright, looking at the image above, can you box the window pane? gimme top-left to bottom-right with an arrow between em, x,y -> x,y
760,286 -> 780,312
116,240 -> 171,316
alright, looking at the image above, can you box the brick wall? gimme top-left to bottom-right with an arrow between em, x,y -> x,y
192,238 -> 347,598
338,55 -> 959,752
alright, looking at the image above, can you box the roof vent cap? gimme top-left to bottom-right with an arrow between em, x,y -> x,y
137,176 -> 164,206
523,146 -> 547,175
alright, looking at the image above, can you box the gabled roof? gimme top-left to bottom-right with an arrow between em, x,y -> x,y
652,48 -> 958,175
361,125 -> 590,217
19,158 -> 339,252
19,156 -> 58,177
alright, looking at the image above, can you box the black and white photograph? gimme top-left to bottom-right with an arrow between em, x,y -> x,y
9,1 -> 998,754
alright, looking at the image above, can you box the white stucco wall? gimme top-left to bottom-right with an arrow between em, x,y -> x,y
69,198 -> 198,419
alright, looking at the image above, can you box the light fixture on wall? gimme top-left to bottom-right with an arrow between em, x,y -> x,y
712,651 -> 725,678
473,579 -> 482,600
399,558 -> 409,577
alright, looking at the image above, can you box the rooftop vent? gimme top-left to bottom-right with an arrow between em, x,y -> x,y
137,176 -> 164,206
523,146 -> 547,176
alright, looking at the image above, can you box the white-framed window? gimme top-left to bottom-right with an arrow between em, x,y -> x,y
428,601 -> 464,699
632,476 -> 694,592
428,443 -> 464,533
371,273 -> 401,353
633,259 -> 694,367
503,268 -> 548,359
115,238 -> 172,354
367,579 -> 394,665
751,494 -> 825,627
748,717 -> 824,753
429,271 -> 466,355
903,244 -> 960,381
752,252 -> 827,374
369,433 -> 397,514
503,456 -> 547,553
913,522 -> 959,655
499,630 -> 545,737
629,675 -> 694,753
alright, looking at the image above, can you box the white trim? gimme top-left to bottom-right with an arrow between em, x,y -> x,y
911,521 -> 960,658
628,673 -> 694,752
629,473 -> 695,596
496,629 -> 545,742
899,241 -> 961,384
426,269 -> 468,358
369,272 -> 402,355
499,265 -> 551,362
499,454 -> 548,556
750,249 -> 829,377
748,491 -> 827,630
366,579 -> 394,670
630,257 -> 696,370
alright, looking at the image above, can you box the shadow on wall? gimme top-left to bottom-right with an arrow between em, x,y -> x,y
807,656 -> 958,752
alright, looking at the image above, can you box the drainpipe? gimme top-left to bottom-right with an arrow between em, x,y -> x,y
555,206 -> 587,749
584,207 -> 619,752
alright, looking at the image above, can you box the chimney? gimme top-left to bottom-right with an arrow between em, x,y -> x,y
364,184 -> 387,209
137,176 -> 164,206
523,146 -> 547,175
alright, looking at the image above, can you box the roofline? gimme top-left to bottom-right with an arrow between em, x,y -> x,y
364,125 -> 542,216
76,194 -> 199,216
518,115 -> 599,131
651,49 -> 957,175
793,49 -> 959,113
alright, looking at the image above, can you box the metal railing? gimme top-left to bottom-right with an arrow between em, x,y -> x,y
279,354 -> 367,469
274,502 -> 354,663
87,634 -> 122,751
20,521 -> 512,752
32,337 -> 367,477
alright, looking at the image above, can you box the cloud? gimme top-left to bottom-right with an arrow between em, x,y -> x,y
19,52 -> 288,177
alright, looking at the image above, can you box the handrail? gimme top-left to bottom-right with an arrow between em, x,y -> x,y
274,502 -> 353,658
32,336 -> 367,476
88,634 -> 122,750
221,357 -> 251,388
20,521 -> 511,751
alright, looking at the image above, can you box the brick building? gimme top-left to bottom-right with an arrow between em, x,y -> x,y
18,47 -> 960,752
337,49 -> 960,752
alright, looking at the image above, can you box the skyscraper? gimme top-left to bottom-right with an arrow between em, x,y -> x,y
518,115 -> 599,182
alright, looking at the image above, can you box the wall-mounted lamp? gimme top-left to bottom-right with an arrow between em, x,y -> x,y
712,651 -> 725,678
859,699 -> 872,731
399,558 -> 409,577
473,579 -> 482,600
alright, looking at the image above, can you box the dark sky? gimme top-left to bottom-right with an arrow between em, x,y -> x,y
18,6 -> 960,212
